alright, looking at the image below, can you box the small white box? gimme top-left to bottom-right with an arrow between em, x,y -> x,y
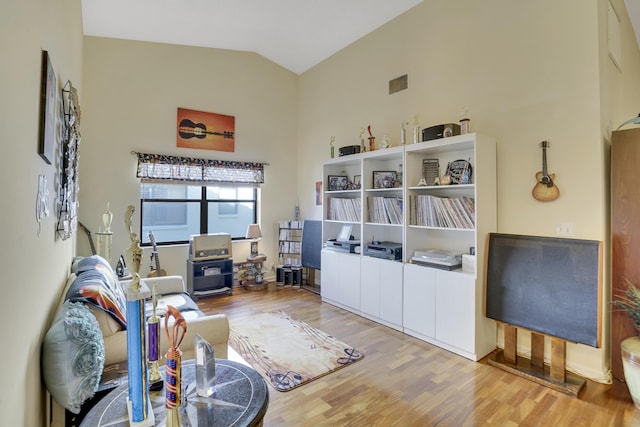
462,254 -> 476,274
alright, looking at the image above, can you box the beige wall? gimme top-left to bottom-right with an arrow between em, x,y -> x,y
3,0 -> 640,423
0,0 -> 83,425
297,0 -> 640,381
79,37 -> 299,278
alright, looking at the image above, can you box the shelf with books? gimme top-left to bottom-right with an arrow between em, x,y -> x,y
361,146 -> 404,252
278,220 -> 303,266
320,132 -> 497,361
403,132 -> 497,361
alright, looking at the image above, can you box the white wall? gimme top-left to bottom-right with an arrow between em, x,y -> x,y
80,37 -> 299,278
0,0 -> 83,424
297,0 -> 640,381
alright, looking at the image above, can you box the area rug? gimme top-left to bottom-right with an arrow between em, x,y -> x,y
229,311 -> 364,391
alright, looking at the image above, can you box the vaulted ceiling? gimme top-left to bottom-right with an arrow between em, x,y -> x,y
81,0 -> 423,75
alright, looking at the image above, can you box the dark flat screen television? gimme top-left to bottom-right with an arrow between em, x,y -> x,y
485,233 -> 602,348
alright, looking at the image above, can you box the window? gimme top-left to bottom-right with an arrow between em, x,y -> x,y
133,151 -> 265,245
140,183 -> 258,245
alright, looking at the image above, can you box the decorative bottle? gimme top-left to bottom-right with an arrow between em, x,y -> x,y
195,333 -> 216,397
396,164 -> 403,187
460,107 -> 471,134
330,136 -> 335,158
412,115 -> 420,144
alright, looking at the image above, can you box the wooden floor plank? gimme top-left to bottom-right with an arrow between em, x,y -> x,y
197,287 -> 640,426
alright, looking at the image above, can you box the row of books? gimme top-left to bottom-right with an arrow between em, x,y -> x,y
279,220 -> 303,229
367,196 -> 403,224
279,241 -> 301,254
279,228 -> 302,241
278,256 -> 301,266
408,195 -> 475,229
327,197 -> 361,222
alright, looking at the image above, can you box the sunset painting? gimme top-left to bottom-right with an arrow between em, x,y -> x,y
176,107 -> 235,152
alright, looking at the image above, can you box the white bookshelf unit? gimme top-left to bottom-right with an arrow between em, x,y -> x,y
321,133 -> 497,360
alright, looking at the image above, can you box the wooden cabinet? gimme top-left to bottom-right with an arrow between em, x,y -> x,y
611,128 -> 640,381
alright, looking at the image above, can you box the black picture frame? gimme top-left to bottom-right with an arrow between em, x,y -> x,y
328,175 -> 348,191
373,171 -> 396,189
38,50 -> 57,164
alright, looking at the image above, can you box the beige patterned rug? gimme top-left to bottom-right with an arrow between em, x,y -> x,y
229,311 -> 364,391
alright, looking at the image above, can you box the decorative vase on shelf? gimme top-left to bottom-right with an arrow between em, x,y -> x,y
622,337 -> 640,408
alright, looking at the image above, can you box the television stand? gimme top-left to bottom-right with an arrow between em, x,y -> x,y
487,324 -> 586,398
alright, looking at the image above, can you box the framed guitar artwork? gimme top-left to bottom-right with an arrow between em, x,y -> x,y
532,140 -> 560,202
176,107 -> 235,152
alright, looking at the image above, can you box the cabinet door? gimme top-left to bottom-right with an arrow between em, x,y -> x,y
403,263 -> 436,338
435,271 -> 475,353
321,250 -> 361,309
321,250 -> 340,302
360,256 -> 381,317
379,260 -> 403,326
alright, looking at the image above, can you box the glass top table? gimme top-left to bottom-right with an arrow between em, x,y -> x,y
80,359 -> 269,426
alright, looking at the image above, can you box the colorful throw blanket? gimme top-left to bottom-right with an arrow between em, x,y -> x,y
66,255 -> 128,329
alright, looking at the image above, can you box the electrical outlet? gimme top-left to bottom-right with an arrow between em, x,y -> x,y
556,222 -> 574,236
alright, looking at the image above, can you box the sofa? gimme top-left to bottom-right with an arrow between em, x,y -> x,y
42,255 -> 229,423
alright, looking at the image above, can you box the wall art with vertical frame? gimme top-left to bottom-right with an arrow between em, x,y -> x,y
57,80 -> 81,240
38,50 -> 57,164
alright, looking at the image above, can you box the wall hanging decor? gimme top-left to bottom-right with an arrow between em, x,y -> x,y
57,80 -> 81,240
38,50 -> 57,164
176,107 -> 235,152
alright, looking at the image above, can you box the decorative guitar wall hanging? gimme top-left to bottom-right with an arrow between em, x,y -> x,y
532,140 -> 560,202
178,119 -> 234,139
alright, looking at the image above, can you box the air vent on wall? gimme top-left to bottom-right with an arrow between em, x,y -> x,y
389,74 -> 408,94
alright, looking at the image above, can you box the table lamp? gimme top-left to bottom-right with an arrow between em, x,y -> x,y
246,224 -> 262,257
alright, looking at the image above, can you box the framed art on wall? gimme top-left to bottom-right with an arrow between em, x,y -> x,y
38,50 -> 57,164
315,181 -> 322,205
57,80 -> 81,240
176,107 -> 235,152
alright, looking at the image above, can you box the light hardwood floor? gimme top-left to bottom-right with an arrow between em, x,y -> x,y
198,286 -> 640,426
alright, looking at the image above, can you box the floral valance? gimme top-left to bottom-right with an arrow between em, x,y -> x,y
135,152 -> 265,185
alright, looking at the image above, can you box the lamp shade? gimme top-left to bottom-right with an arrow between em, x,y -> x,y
245,224 -> 262,240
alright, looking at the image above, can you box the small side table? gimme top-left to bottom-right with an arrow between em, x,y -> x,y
243,255 -> 267,291
80,359 -> 269,427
